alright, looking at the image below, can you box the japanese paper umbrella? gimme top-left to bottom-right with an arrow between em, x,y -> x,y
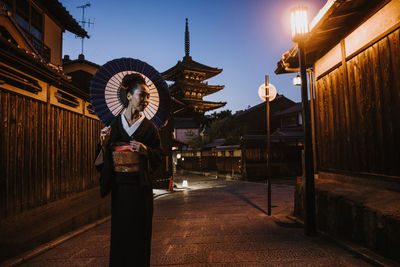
90,58 -> 170,128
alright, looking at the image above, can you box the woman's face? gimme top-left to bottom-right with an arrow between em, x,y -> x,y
126,84 -> 150,112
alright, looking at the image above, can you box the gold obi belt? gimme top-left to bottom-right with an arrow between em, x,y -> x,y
112,143 -> 140,173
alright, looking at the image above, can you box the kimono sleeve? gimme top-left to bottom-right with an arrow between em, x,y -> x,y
146,125 -> 163,173
94,142 -> 104,172
99,141 -> 114,198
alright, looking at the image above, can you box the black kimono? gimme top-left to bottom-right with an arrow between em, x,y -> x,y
95,115 -> 162,267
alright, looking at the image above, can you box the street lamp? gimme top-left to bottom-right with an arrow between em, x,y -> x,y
290,6 -> 309,42
290,6 -> 316,236
258,76 -> 277,216
292,74 -> 301,86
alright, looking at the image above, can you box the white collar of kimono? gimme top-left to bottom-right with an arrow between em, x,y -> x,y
121,113 -> 145,137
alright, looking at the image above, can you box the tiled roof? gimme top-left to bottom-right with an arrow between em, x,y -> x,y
274,103 -> 302,116
36,0 -> 88,37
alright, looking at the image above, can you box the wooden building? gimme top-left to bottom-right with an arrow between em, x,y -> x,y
234,94 -> 295,135
162,19 -> 226,138
234,97 -> 303,179
176,143 -> 242,178
276,0 -> 400,260
240,102 -> 304,180
214,145 -> 242,177
0,0 -> 96,218
173,117 -> 200,143
0,1 -> 107,261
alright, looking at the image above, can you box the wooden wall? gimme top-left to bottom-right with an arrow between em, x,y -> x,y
0,89 -> 102,219
179,157 -> 201,171
201,156 -> 217,170
242,145 -> 302,179
216,157 -> 241,174
315,27 -> 400,177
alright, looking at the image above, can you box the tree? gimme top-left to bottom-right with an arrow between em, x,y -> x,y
186,135 -> 204,148
187,109 -> 243,148
200,109 -> 233,127
207,112 -> 243,145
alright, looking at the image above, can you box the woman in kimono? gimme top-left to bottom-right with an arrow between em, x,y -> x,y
95,73 -> 162,266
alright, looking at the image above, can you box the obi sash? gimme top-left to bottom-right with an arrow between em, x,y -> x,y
112,142 -> 140,173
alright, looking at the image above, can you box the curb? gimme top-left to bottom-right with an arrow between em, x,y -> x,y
286,215 -> 399,267
153,191 -> 174,199
1,216 -> 111,267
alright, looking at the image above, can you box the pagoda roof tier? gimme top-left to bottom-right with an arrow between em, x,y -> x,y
162,56 -> 222,81
169,82 -> 224,96
181,98 -> 226,113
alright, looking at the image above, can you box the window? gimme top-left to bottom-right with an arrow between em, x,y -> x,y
16,0 -> 29,33
9,0 -> 48,61
4,0 -> 13,13
31,6 -> 42,41
282,115 -> 298,128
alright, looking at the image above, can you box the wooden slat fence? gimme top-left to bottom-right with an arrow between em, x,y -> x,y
0,89 -> 102,219
315,28 -> 400,177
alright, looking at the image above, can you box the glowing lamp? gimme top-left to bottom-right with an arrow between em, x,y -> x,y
292,74 -> 301,86
182,180 -> 188,187
258,83 -> 277,102
290,6 -> 309,42
177,153 -> 181,159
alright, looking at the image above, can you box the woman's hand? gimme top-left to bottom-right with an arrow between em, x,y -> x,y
100,126 -> 111,146
130,140 -> 148,156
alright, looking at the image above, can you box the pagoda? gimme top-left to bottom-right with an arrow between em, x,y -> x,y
162,19 -> 226,116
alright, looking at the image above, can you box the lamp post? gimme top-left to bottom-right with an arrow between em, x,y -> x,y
290,6 -> 316,236
258,76 -> 277,216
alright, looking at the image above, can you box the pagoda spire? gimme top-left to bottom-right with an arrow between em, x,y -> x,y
185,18 -> 190,59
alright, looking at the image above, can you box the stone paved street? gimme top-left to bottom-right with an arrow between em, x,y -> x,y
20,174 -> 371,266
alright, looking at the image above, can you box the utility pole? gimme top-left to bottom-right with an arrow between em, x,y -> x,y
265,75 -> 271,216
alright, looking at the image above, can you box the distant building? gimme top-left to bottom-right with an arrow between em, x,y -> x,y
236,97 -> 303,179
175,95 -> 304,179
62,54 -> 100,94
62,54 -> 100,116
276,0 -> 400,260
173,117 -> 200,143
163,18 -> 226,142
234,94 -> 296,135
271,102 -> 303,145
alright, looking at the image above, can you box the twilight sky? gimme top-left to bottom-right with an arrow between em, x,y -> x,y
60,0 -> 326,113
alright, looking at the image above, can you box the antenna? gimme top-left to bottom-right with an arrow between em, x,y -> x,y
77,2 -> 94,55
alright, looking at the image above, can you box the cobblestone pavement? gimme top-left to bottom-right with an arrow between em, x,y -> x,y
20,174 -> 371,266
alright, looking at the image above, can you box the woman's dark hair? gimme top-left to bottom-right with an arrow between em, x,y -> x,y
119,73 -> 147,107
